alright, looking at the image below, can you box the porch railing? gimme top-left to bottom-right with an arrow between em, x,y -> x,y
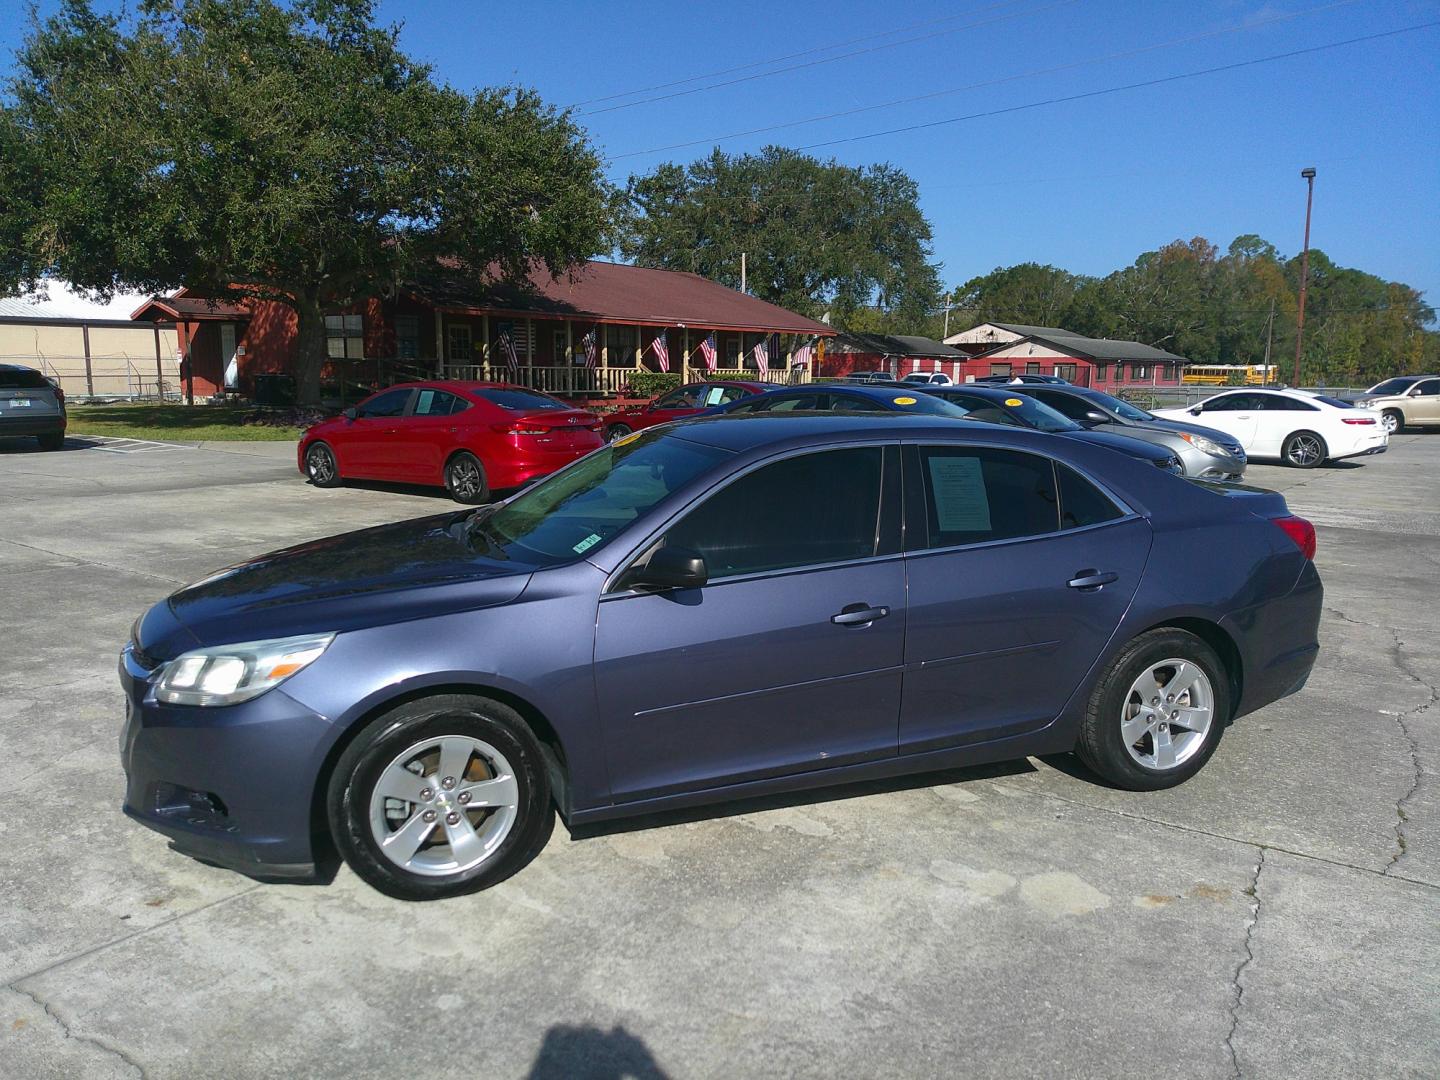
437,362 -> 811,395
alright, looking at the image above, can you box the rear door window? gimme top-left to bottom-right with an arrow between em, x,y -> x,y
911,446 -> 1060,549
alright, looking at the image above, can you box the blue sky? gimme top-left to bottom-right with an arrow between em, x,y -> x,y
5,0 -> 1438,305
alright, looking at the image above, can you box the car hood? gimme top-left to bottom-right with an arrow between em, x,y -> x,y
1056,428 -> 1172,462
136,512 -> 532,660
1135,415 -> 1246,453
1348,394 -> 1396,407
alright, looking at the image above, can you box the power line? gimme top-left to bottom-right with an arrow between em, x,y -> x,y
580,0 -> 1077,117
566,0 -> 1031,109
793,21 -> 1440,152
609,0 -> 1360,160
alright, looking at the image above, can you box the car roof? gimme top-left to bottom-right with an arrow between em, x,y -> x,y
925,385 -> 1036,402
763,383 -> 913,399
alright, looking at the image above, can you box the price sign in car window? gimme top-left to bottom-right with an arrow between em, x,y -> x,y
927,455 -> 991,533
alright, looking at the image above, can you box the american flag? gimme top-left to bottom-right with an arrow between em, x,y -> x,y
699,333 -> 717,372
650,328 -> 670,373
752,335 -> 770,377
792,338 -> 816,367
582,328 -> 598,370
497,327 -> 519,374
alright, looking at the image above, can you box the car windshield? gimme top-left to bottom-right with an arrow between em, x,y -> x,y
1368,377 -> 1420,395
1002,396 -> 1081,432
1083,389 -> 1153,422
475,388 -> 570,412
475,431 -> 730,566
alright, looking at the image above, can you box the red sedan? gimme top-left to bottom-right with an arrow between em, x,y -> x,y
298,381 -> 603,503
602,380 -> 769,441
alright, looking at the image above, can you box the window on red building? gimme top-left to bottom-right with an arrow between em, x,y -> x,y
1025,362 -> 1040,374
394,315 -> 419,360
1132,363 -> 1151,381
989,363 -> 1012,377
1093,362 -> 1109,382
326,314 -> 364,359
1055,363 -> 1078,382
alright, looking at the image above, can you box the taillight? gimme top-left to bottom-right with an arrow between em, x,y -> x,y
1341,417 -> 1375,425
492,423 -> 549,436
1272,514 -> 1316,560
54,385 -> 65,407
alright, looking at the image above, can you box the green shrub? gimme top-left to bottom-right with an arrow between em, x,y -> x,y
623,371 -> 682,398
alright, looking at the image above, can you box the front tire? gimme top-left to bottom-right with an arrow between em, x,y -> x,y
1382,409 -> 1404,435
1075,628 -> 1230,791
445,451 -> 490,504
326,694 -> 553,900
305,442 -> 342,487
1282,430 -> 1327,468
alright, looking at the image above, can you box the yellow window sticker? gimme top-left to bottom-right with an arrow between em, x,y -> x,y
613,430 -> 642,447
1005,397 -> 1024,407
893,396 -> 918,405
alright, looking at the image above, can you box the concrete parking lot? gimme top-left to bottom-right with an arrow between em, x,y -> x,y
1,430 -> 1436,1079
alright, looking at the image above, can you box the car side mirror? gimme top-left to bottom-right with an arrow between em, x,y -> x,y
342,407 -> 357,421
1082,409 -> 1109,425
631,545 -> 707,591
1188,406 -> 1202,416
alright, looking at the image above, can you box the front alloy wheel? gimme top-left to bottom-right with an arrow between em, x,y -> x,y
306,442 -> 341,487
328,694 -> 552,900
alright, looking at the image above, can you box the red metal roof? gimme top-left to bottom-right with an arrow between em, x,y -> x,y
415,260 -> 834,336
131,295 -> 248,322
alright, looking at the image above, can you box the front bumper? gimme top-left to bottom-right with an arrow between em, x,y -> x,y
1177,445 -> 1246,482
119,645 -> 331,879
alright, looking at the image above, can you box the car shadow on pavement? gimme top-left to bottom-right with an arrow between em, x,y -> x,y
0,435 -> 97,454
567,758 -> 1037,841
527,1023 -> 669,1080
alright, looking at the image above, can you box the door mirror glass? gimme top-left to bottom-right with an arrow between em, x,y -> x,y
631,546 -> 708,591
1082,409 -> 1110,425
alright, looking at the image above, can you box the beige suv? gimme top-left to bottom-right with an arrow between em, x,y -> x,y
1354,375 -> 1440,433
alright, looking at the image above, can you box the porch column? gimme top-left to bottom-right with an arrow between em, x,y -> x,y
481,314 -> 490,378
433,309 -> 444,375
682,328 -> 690,382
634,324 -> 642,368
526,318 -> 534,369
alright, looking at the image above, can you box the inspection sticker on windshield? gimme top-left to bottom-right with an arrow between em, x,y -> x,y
572,533 -> 602,554
893,396 -> 918,405
1005,398 -> 1024,407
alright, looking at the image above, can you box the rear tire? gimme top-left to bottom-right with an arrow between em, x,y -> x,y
35,432 -> 65,451
1075,628 -> 1230,791
304,441 -> 342,487
326,694 -> 552,901
1382,409 -> 1404,435
445,451 -> 490,504
606,423 -> 632,442
1282,430 -> 1327,468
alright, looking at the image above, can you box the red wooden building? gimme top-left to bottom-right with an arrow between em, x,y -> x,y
943,322 -> 1188,388
131,262 -> 834,402
818,333 -> 967,380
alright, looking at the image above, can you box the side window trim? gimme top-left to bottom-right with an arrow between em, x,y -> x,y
602,441 -> 903,596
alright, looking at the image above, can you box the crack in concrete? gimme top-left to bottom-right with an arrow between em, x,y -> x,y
1386,629 -> 1436,875
12,984 -> 149,1079
0,537 -> 187,587
1223,847 -> 1265,1079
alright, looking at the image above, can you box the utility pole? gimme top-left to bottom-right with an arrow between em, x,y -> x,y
1293,167 -> 1317,388
740,252 -> 746,294
1262,297 -> 1276,386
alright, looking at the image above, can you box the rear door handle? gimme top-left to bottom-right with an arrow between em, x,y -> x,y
831,604 -> 890,627
1068,570 -> 1119,590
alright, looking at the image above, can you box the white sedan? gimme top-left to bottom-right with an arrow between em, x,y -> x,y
1152,388 -> 1387,468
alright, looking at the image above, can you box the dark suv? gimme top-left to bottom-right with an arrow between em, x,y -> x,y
0,364 -> 66,450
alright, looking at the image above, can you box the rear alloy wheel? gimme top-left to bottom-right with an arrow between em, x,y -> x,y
606,423 -> 632,443
445,451 -> 490,504
1075,628 -> 1229,790
305,442 -> 342,487
1281,430 -> 1327,469
35,432 -> 65,451
326,694 -> 552,900
1382,410 -> 1404,435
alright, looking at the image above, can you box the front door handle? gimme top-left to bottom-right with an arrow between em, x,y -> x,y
831,604 -> 890,627
1068,570 -> 1119,590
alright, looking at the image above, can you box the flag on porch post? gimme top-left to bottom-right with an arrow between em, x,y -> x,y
582,328 -> 598,370
752,335 -> 769,378
792,337 -> 816,367
699,333 -> 718,373
497,322 -> 519,376
650,328 -> 670,373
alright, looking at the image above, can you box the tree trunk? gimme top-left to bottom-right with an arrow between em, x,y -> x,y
293,291 -> 328,406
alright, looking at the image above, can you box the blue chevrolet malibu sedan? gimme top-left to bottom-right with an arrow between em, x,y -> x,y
122,415 -> 1322,900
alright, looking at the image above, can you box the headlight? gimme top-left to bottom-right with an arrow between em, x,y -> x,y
154,633 -> 335,706
1179,432 -> 1228,456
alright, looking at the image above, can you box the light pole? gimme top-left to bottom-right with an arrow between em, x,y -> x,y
1292,167 -> 1316,388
